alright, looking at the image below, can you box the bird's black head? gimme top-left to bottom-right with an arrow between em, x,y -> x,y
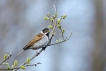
42,28 -> 50,37
42,28 -> 50,34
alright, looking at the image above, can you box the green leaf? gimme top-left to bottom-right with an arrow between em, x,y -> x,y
57,24 -> 61,29
59,38 -> 63,42
55,12 -> 58,17
62,14 -> 67,19
11,65 -> 14,68
62,28 -> 65,33
44,16 -> 49,20
26,57 -> 31,64
20,66 -> 26,70
47,12 -> 50,17
3,54 -> 8,60
53,32 -> 55,36
48,25 -> 53,29
14,60 -> 18,67
53,15 -> 55,18
50,17 -> 54,22
56,40 -> 59,43
7,66 -> 10,70
3,62 -> 9,66
57,18 -> 61,24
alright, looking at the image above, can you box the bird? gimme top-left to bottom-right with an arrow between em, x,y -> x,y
15,28 -> 50,58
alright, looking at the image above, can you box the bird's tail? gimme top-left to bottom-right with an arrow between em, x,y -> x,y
15,50 -> 25,58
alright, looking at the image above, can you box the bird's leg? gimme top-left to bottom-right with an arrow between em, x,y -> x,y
42,46 -> 46,50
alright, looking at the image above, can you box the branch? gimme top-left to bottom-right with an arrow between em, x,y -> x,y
48,33 -> 72,46
0,53 -> 12,65
53,4 -> 57,14
0,62 -> 41,70
25,62 -> 41,67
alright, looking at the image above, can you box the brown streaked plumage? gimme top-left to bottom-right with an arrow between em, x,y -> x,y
15,28 -> 50,58
23,33 -> 44,50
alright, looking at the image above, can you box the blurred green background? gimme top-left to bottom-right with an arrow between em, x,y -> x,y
0,0 -> 106,71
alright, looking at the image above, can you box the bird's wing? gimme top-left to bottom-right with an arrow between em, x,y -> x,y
23,33 -> 44,50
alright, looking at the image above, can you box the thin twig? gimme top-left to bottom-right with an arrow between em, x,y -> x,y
53,4 -> 57,14
48,33 -> 72,46
61,30 -> 64,40
0,53 -> 12,65
25,62 -> 41,67
0,62 -> 41,70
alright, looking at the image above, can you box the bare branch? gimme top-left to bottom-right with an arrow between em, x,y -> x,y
25,62 -> 41,67
53,4 -> 57,14
61,30 -> 64,40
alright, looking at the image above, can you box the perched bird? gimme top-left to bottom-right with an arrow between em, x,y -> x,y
15,28 -> 50,58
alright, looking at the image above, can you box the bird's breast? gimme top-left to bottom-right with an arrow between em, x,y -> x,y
31,35 -> 49,49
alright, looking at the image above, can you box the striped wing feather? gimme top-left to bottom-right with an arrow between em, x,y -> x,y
23,33 -> 44,50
